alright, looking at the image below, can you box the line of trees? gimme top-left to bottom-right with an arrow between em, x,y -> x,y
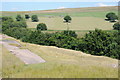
2,16 -> 120,59
106,12 -> 120,30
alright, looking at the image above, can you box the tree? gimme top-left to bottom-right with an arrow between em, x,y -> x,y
31,15 -> 39,22
64,15 -> 72,31
106,12 -> 118,22
2,17 -> 14,22
4,27 -> 31,39
82,29 -> 114,56
25,14 -> 30,19
2,17 -> 14,32
16,15 -> 23,21
11,21 -> 27,28
113,22 -> 120,30
37,23 -> 47,30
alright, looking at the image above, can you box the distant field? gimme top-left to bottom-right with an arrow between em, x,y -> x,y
26,17 -> 114,30
1,6 -> 117,32
2,10 -> 117,18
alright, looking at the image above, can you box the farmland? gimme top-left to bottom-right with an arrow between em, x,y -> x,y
1,6 -> 119,78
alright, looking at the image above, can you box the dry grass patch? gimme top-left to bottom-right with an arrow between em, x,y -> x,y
27,17 -> 114,30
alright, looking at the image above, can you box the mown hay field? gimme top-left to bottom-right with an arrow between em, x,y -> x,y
26,17 -> 114,30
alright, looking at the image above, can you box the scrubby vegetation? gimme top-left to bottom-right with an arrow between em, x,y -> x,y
31,15 -> 39,22
16,15 -> 23,21
37,23 -> 47,31
2,13 -> 120,59
106,12 -> 118,22
25,14 -> 30,19
113,22 -> 120,30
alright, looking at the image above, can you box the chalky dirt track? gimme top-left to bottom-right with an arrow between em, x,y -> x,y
0,34 -> 46,64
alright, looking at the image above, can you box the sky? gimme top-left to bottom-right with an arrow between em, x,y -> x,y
1,2 -> 119,11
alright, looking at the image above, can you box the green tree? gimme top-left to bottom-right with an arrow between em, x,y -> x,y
82,29 -> 114,56
106,12 -> 118,22
2,17 -> 14,22
37,23 -> 47,30
2,17 -> 14,32
25,14 -> 30,19
4,27 -> 31,39
12,21 -> 27,28
31,15 -> 39,22
113,22 -> 120,30
16,15 -> 23,21
64,15 -> 72,31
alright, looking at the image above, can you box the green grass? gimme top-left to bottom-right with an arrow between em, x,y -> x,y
26,17 -> 115,30
2,44 -> 24,78
2,10 -> 117,18
1,7 -> 118,78
2,37 -> 118,78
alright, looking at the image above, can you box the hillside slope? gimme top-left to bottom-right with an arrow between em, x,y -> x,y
2,34 -> 118,78
2,6 -> 118,13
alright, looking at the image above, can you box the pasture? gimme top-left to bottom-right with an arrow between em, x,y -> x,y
26,17 -> 114,30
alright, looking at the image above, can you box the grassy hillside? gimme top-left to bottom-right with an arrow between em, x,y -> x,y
27,17 -> 114,30
1,6 -> 119,78
1,6 -> 118,32
2,6 -> 118,17
2,37 -> 118,78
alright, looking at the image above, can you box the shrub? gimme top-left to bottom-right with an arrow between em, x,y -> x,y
82,29 -> 119,58
31,15 -> 39,22
106,12 -> 118,22
11,21 -> 27,28
25,14 -> 30,19
16,15 -> 23,21
2,18 -> 27,32
37,23 -> 47,30
64,15 -> 72,23
62,30 -> 77,38
4,27 -> 32,39
113,22 -> 120,30
2,17 -> 14,22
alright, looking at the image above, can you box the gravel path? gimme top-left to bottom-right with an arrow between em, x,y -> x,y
1,35 -> 46,64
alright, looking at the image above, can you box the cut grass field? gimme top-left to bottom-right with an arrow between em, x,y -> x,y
26,17 -> 114,30
2,6 -> 117,33
1,37 -> 118,78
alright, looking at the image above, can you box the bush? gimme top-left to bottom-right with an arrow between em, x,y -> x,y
25,14 -> 30,19
4,27 -> 32,39
37,23 -> 47,30
64,15 -> 72,23
16,15 -> 23,21
106,12 -> 118,22
31,15 -> 39,22
62,30 -> 77,38
2,17 -> 14,22
82,29 -> 119,58
113,22 -> 120,30
2,17 -> 27,33
11,21 -> 27,28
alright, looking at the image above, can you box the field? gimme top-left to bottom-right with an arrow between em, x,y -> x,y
1,37 -> 118,78
2,6 -> 118,38
1,6 -> 119,78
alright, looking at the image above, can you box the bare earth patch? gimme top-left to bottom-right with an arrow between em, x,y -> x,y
0,34 -> 46,64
